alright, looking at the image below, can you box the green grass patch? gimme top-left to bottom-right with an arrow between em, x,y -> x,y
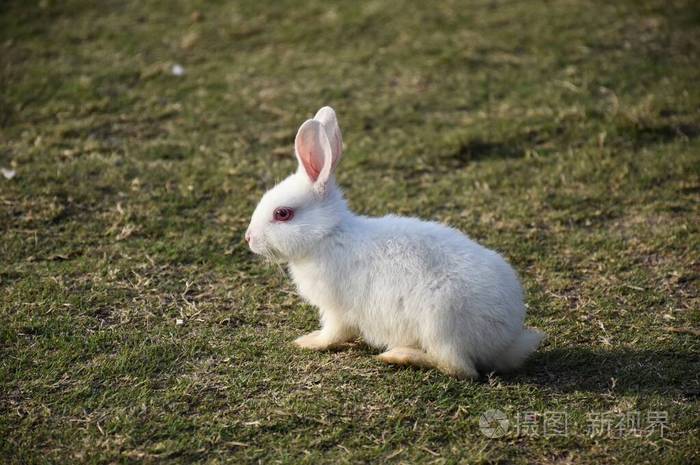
1,0 -> 698,463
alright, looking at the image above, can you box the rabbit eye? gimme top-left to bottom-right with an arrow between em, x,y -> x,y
273,207 -> 294,222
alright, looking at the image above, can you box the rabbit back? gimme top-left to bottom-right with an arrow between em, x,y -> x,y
289,214 -> 530,370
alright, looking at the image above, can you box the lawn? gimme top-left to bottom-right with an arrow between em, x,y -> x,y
1,0 -> 698,463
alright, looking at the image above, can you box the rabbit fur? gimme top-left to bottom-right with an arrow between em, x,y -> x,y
245,106 -> 544,379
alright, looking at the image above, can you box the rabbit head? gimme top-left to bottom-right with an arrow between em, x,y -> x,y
245,107 -> 346,261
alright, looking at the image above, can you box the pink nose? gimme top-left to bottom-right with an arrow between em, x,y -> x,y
244,232 -> 251,243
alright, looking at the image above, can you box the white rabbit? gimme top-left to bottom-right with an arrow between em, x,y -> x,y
245,106 -> 544,379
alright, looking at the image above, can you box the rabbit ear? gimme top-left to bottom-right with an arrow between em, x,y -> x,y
295,119 -> 333,189
313,106 -> 343,171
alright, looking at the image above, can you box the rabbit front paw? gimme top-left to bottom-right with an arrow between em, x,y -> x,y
294,330 -> 333,350
294,330 -> 353,351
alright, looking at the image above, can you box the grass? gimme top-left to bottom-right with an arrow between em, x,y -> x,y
1,0 -> 698,463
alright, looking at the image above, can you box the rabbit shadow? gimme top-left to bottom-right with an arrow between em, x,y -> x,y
504,346 -> 700,397
345,343 -> 699,397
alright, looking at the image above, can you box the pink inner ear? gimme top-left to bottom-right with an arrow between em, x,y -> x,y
298,146 -> 323,181
295,120 -> 330,183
